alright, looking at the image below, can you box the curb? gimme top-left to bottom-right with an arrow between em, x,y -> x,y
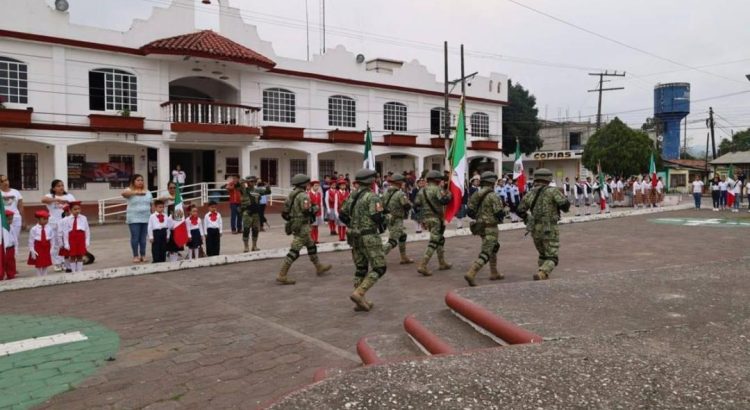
403,314 -> 455,355
356,336 -> 384,366
0,203 -> 693,293
445,290 -> 543,345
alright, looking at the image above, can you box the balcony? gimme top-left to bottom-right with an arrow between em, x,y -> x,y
161,100 -> 260,135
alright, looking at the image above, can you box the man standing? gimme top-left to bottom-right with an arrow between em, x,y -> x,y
517,168 -> 570,281
171,164 -> 186,186
382,174 -> 413,264
415,170 -> 452,276
226,175 -> 242,234
341,169 -> 387,312
464,171 -> 505,286
239,176 -> 271,252
276,174 -> 332,285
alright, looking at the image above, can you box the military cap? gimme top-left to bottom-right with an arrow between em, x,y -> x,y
355,168 -> 377,184
390,174 -> 406,183
425,170 -> 443,181
290,174 -> 310,187
480,171 -> 498,184
533,168 -> 553,182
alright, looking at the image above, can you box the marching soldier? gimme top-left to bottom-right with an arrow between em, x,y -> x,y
239,176 -> 271,252
517,168 -> 570,280
340,169 -> 387,312
464,171 -> 505,286
276,174 -> 332,285
415,170 -> 452,276
382,174 -> 414,264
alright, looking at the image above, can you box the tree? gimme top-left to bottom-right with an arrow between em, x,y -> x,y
582,117 -> 657,177
502,80 -> 543,155
718,129 -> 750,155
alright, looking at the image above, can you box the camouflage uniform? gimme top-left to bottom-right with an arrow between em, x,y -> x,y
464,172 -> 505,286
239,177 -> 271,252
517,168 -> 571,280
343,169 -> 387,312
382,177 -> 414,264
415,171 -> 452,276
276,174 -> 332,285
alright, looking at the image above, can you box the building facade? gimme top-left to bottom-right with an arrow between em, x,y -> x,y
0,0 -> 508,204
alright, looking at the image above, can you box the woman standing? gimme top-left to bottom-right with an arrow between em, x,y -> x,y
41,179 -> 76,272
710,176 -> 721,211
0,175 -> 24,254
122,174 -> 152,263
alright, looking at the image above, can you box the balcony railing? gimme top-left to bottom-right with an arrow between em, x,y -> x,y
161,100 -> 260,129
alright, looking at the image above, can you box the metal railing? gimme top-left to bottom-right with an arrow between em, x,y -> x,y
161,100 -> 260,128
98,182 -> 291,224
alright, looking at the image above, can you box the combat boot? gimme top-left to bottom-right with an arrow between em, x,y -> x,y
437,251 -> 452,271
352,276 -> 374,312
314,261 -> 332,276
243,240 -> 250,253
532,270 -> 549,281
463,263 -> 482,287
276,261 -> 296,285
489,260 -> 504,281
416,258 -> 432,276
251,239 -> 260,252
350,276 -> 377,312
399,251 -> 414,265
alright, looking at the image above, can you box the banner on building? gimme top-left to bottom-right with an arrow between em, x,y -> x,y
68,160 -> 133,184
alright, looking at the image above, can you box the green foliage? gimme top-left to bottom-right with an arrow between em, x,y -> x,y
582,117 -> 657,177
718,129 -> 750,155
502,80 -> 543,155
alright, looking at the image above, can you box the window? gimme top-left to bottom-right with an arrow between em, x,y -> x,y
328,95 -> 356,128
430,107 -> 452,136
263,88 -> 295,123
6,153 -> 37,190
290,158 -> 307,177
0,57 -> 28,104
108,154 -> 134,189
470,112 -> 490,137
68,154 -> 86,190
225,157 -> 239,177
489,80 -> 493,92
260,158 -> 278,186
384,102 -> 407,132
89,68 -> 137,112
670,174 -> 686,188
497,82 -> 502,94
319,159 -> 335,178
569,132 -> 582,150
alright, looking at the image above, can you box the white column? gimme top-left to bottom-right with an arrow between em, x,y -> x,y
53,144 -> 68,187
157,143 -> 170,193
240,145 -> 252,178
416,155 -> 424,177
309,151 -> 319,179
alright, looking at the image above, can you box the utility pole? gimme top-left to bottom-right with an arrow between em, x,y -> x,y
588,71 -> 626,130
707,107 -> 716,159
460,44 -> 466,137
444,41 -> 450,162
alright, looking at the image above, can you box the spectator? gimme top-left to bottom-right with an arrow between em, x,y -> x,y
719,175 -> 728,210
171,164 -> 187,186
0,174 -> 23,254
41,179 -> 76,272
258,179 -> 270,231
158,181 -> 177,216
691,175 -> 704,210
122,174 -> 153,263
710,175 -> 721,211
225,175 -> 242,234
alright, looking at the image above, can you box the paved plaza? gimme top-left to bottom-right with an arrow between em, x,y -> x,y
0,208 -> 748,409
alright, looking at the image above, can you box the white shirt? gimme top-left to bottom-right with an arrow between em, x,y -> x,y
203,212 -> 223,232
28,223 -> 54,250
692,181 -> 704,194
718,181 -> 728,191
2,189 -> 22,215
616,181 -> 624,191
732,180 -> 742,194
147,212 -> 172,240
2,223 -> 16,249
61,214 -> 91,249
44,193 -> 76,223
633,181 -> 641,194
171,170 -> 186,185
563,182 -> 570,195
656,180 -> 664,193
186,216 -> 205,236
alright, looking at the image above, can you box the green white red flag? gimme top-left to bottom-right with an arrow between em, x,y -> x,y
597,162 -> 607,211
364,124 -> 378,193
649,152 -> 658,189
727,164 -> 736,207
171,184 -> 189,247
445,101 -> 466,222
513,139 -> 526,193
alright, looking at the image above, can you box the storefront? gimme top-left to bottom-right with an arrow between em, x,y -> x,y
503,149 -> 588,184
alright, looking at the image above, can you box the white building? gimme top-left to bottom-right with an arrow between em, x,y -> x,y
0,0 -> 507,204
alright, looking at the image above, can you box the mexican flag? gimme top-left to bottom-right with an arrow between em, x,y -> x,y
171,184 -> 189,247
0,193 -> 8,277
649,152 -> 658,189
364,124 -> 378,192
445,101 -> 466,223
727,164 -> 736,207
597,162 -> 607,211
513,139 -> 526,193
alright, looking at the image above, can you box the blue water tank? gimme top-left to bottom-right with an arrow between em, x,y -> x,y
654,83 -> 690,160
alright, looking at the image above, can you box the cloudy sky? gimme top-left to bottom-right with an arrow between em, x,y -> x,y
58,0 -> 750,151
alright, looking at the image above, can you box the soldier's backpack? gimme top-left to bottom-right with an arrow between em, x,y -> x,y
466,189 -> 492,220
338,190 -> 364,227
282,190 -> 304,235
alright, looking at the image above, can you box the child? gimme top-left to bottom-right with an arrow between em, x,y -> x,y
335,178 -> 349,241
203,201 -> 222,256
148,200 -> 170,263
325,182 -> 338,235
2,210 -> 17,280
186,205 -> 205,260
27,210 -> 53,276
61,201 -> 90,273
308,181 -> 323,244
58,204 -> 72,272
166,206 -> 184,262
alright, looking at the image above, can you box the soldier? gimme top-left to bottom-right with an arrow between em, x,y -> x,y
382,174 -> 414,264
464,171 -> 505,286
239,176 -> 271,252
415,170 -> 452,276
340,169 -> 387,312
276,174 -> 332,285
517,168 -> 570,280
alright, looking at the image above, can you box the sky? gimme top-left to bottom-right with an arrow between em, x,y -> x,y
56,0 -> 750,152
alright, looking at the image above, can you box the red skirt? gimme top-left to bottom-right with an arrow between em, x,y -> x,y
67,230 -> 87,257
28,239 -> 52,268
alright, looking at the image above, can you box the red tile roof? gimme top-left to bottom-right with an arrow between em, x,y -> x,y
141,30 -> 275,68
